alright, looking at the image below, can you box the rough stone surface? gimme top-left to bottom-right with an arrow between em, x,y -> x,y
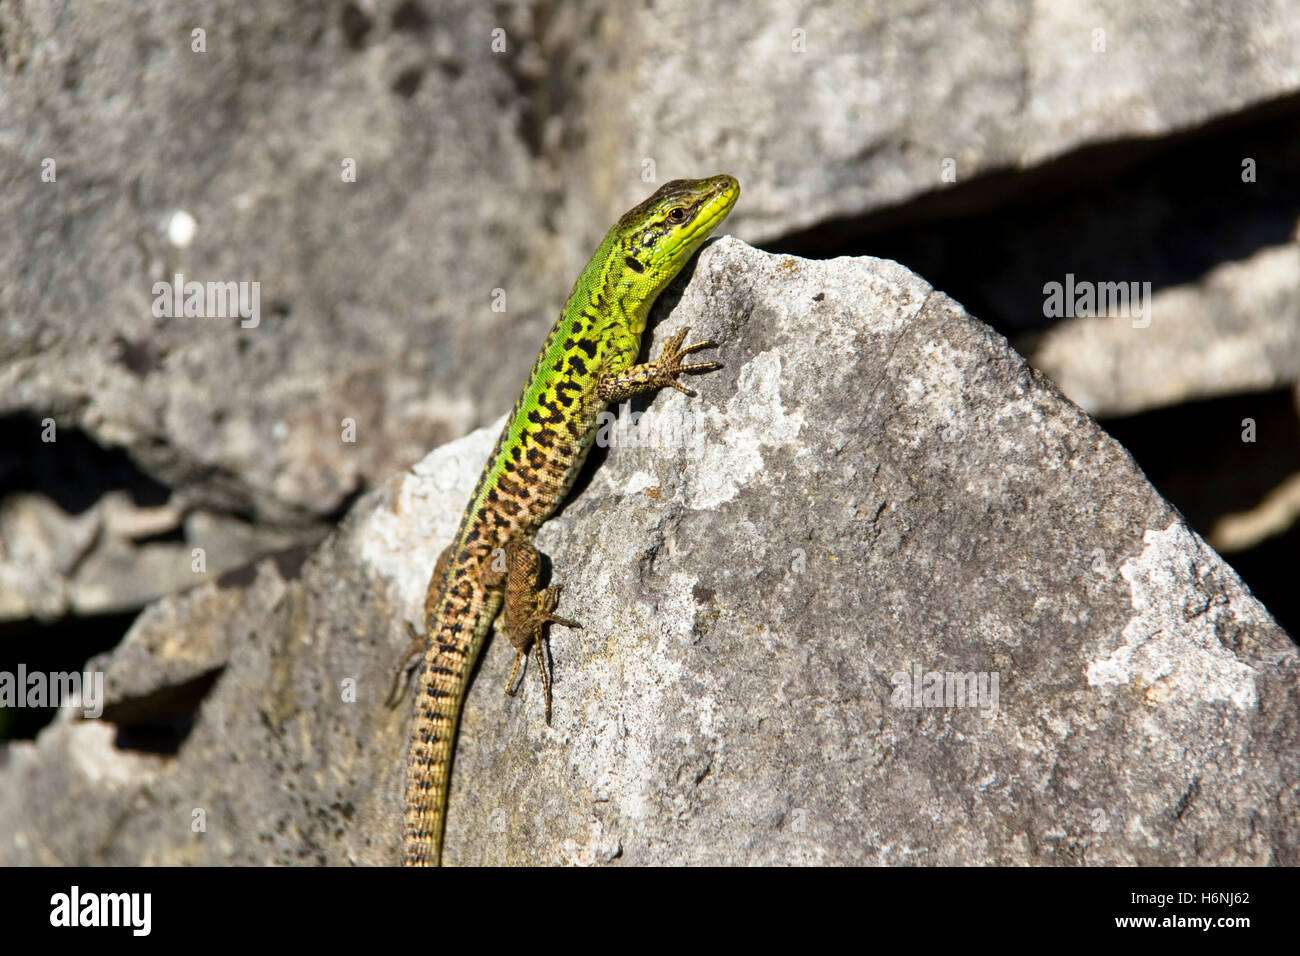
1,240 -> 1295,865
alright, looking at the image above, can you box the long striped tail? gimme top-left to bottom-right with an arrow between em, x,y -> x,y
403,656 -> 466,865
403,593 -> 499,866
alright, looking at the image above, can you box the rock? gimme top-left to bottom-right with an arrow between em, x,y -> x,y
0,0 -> 555,531
1,239 -> 1295,865
1027,242 -> 1300,417
1210,469 -> 1300,555
554,0 -> 1300,242
0,488 -> 316,621
0,493 -> 100,620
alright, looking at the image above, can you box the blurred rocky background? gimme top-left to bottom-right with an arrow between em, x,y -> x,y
0,0 -> 1297,860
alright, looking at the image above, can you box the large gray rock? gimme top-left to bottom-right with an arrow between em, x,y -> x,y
1,239 -> 1295,865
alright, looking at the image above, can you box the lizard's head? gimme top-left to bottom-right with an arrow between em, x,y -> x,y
614,174 -> 740,283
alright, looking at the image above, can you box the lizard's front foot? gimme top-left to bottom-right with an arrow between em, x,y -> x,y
596,326 -> 722,402
649,326 -> 721,396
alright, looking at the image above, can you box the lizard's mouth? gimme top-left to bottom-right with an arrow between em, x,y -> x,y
668,175 -> 739,259
685,175 -> 740,245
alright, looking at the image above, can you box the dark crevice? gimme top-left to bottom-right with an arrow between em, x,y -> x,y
105,668 -> 224,755
1101,389 -> 1300,529
0,610 -> 140,741
1099,388 -> 1300,641
0,413 -> 171,514
324,485 -> 367,525
764,89 -> 1300,336
216,562 -> 259,590
1223,524 -> 1300,646
0,609 -> 224,751
130,525 -> 187,547
269,544 -> 314,582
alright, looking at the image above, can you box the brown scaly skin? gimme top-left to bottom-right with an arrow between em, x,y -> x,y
397,175 -> 739,865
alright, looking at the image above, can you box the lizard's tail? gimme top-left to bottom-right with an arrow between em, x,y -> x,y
403,651 -> 467,866
403,542 -> 499,865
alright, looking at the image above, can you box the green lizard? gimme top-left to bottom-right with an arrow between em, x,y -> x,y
398,174 -> 740,865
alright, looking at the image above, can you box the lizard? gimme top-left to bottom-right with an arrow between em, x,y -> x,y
395,174 -> 740,866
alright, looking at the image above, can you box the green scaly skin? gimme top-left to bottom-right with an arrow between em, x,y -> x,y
403,175 -> 740,865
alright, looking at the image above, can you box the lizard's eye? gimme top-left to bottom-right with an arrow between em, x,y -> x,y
666,207 -> 687,224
